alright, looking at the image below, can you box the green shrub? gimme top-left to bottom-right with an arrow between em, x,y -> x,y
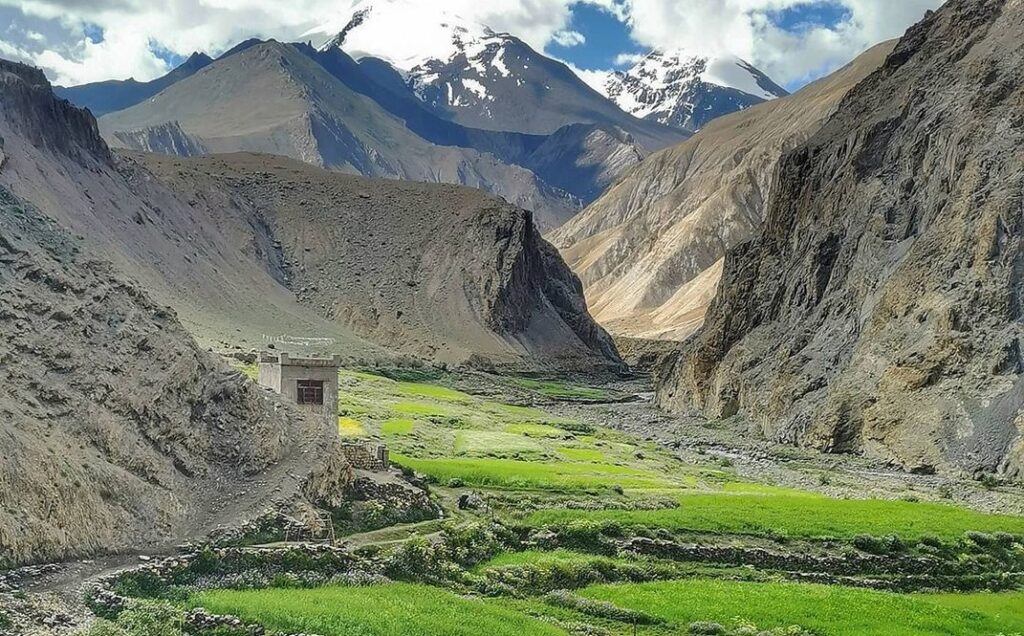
979,474 -> 1001,490
77,620 -> 128,636
543,589 -> 664,625
79,600 -> 182,636
689,622 -> 727,635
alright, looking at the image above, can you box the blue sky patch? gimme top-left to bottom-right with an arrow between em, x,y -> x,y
545,2 -> 647,71
151,44 -> 186,69
767,1 -> 852,32
82,23 -> 104,44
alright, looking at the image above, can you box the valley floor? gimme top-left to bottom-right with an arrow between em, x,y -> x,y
3,367 -> 1024,635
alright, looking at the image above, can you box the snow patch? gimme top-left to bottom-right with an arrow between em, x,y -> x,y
702,55 -> 779,101
461,78 -> 490,100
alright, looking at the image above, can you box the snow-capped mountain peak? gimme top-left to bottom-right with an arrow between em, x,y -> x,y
305,0 -> 523,112
307,1 -> 501,73
605,49 -> 788,132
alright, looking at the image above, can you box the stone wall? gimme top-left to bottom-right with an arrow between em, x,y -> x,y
340,443 -> 390,471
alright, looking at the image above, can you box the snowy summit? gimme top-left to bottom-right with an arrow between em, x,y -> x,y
605,49 -> 788,132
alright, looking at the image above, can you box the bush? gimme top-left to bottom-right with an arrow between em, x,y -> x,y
543,590 -> 664,625
978,474 -> 1001,490
689,622 -> 727,635
918,534 -> 944,549
77,621 -> 128,636
78,601 -> 182,636
852,534 -> 905,554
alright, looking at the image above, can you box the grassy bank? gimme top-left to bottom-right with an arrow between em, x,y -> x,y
192,583 -> 566,636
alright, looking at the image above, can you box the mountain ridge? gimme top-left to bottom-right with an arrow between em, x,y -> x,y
553,40 -> 895,341
604,49 -> 788,132
659,0 -> 1024,479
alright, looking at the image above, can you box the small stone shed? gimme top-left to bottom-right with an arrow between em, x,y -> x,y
258,352 -> 341,426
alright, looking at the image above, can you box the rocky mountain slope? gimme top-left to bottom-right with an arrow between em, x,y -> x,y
553,41 -> 894,341
1,56 -> 618,370
58,44 -> 651,213
604,50 -> 788,132
0,58 -> 382,360
139,153 -> 622,369
308,1 -> 684,150
659,0 -> 1024,479
0,182 -> 351,567
98,41 -> 580,230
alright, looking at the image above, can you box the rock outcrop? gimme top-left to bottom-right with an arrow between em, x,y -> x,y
139,153 -> 623,370
659,0 -> 1024,479
0,186 -> 351,567
553,41 -> 894,340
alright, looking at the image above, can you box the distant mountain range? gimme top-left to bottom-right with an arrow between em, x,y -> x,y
54,1 -> 788,228
604,49 -> 789,132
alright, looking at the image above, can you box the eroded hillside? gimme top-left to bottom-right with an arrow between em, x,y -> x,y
139,153 -> 622,370
553,41 -> 894,340
0,57 -> 616,371
660,0 -> 1024,479
0,186 -> 351,566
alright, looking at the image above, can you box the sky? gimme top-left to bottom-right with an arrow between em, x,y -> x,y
0,0 -> 944,91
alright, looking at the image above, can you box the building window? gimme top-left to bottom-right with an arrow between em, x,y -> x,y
296,380 -> 324,405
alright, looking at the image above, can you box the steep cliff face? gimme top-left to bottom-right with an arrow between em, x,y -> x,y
139,153 -> 622,370
553,42 -> 893,340
0,187 -> 351,567
0,60 -> 110,163
660,0 -> 1024,479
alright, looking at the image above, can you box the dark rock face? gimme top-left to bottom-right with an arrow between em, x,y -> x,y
659,0 -> 1024,479
0,59 -> 110,163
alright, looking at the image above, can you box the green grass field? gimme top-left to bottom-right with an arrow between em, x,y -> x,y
392,454 -> 679,490
528,493 -> 1024,540
576,580 -> 1024,636
211,363 -> 1024,636
328,370 -> 697,494
192,584 -> 566,636
512,377 -> 609,401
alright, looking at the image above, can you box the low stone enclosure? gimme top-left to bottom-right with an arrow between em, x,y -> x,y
340,443 -> 390,471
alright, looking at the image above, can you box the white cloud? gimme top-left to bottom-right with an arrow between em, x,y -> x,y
552,29 -> 585,47
623,0 -> 944,85
570,65 -> 612,94
613,51 -> 646,67
0,0 -> 944,88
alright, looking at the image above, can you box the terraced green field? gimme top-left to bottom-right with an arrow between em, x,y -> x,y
528,492 -> 1024,540
193,584 -> 566,636
575,581 -> 1024,636
201,366 -> 1024,636
190,579 -> 1024,636
326,370 -> 698,494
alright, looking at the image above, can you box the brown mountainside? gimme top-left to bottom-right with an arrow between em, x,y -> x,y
660,0 -> 1024,479
0,185 -> 350,567
139,153 -> 621,370
552,41 -> 895,340
0,57 -> 618,370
